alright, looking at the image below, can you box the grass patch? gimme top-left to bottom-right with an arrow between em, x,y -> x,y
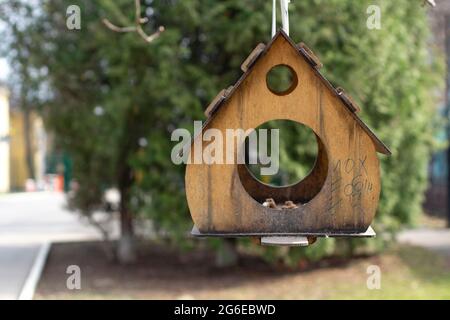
328,245 -> 450,299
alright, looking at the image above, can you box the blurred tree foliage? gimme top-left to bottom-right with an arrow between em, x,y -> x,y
0,0 -> 443,265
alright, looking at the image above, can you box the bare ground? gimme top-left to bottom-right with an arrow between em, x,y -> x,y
35,240 -> 450,300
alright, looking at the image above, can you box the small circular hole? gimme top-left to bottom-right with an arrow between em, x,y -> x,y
266,64 -> 298,96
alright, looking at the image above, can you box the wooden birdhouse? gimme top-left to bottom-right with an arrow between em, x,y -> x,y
184,30 -> 391,246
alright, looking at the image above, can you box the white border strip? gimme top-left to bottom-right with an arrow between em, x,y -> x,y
18,242 -> 51,300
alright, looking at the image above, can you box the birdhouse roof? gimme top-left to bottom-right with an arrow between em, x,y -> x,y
192,30 -> 391,156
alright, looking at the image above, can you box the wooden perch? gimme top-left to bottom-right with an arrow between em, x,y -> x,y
102,0 -> 165,43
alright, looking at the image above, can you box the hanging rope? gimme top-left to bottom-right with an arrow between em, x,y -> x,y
272,0 -> 290,38
280,0 -> 290,36
272,0 -> 277,37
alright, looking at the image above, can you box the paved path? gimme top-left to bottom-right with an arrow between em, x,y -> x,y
398,227 -> 450,257
0,243 -> 40,299
0,192 -> 101,299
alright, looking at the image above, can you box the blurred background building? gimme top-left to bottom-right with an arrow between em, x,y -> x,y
9,108 -> 47,191
425,3 -> 450,220
0,83 -> 50,192
0,85 -> 9,192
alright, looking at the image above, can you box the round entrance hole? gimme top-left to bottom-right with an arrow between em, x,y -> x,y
266,64 -> 298,95
237,119 -> 328,205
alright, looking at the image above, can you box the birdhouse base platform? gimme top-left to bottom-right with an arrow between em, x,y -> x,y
260,236 -> 310,246
191,225 -> 376,245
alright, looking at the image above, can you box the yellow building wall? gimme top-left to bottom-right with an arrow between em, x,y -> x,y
0,87 -> 9,192
9,109 -> 29,190
9,110 -> 45,191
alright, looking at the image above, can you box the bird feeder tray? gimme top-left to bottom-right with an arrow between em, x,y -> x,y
185,31 -> 390,245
